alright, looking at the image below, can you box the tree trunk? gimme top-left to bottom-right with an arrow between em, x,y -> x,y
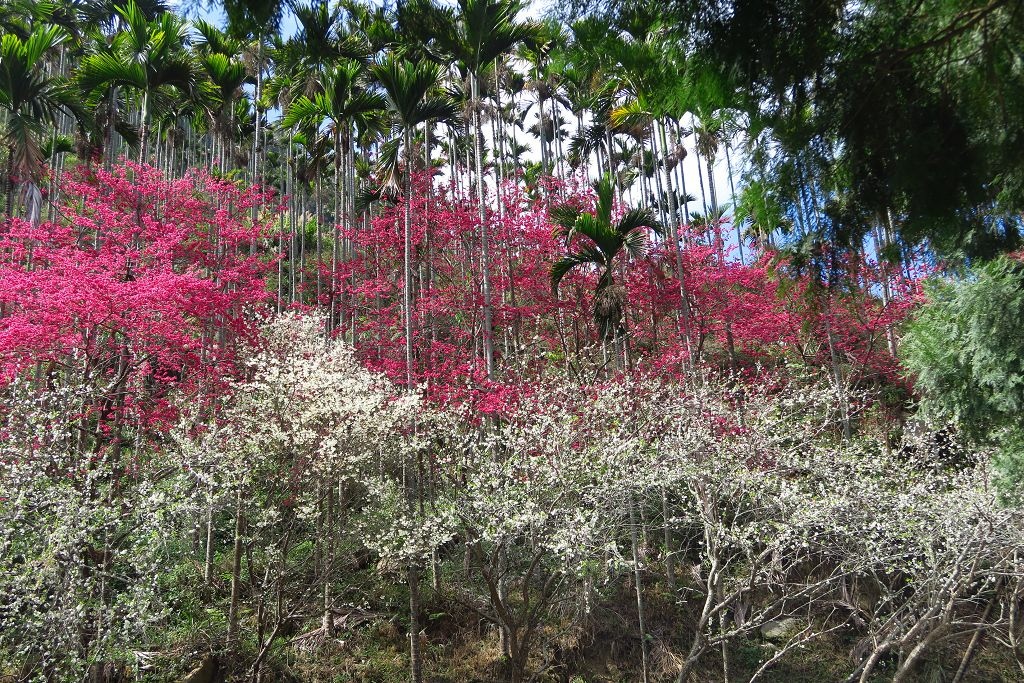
204,484 -> 215,586
226,487 -> 244,647
472,72 -> 495,380
404,126 -> 415,390
629,493 -> 650,683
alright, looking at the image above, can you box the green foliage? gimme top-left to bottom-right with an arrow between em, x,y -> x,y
550,172 -> 661,339
622,0 -> 1024,260
903,256 -> 1024,491
0,24 -> 82,180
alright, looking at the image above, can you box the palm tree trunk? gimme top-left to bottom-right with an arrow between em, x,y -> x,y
408,563 -> 424,683
138,89 -> 150,165
332,128 -> 342,334
204,484 -> 215,586
348,126 -> 358,344
404,126 -> 415,390
706,157 -> 722,259
658,120 -> 681,232
472,72 -> 495,379
872,222 -> 899,358
650,126 -> 669,228
724,140 -> 743,264
673,121 -> 691,230
322,482 -> 335,635
661,487 -> 676,592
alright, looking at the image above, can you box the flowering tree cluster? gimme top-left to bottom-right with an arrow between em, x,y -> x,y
3,306 -> 1023,681
1,0 -> 1018,673
0,162 -> 916,427
0,163 -> 278,439
0,377 -> 193,680
324,173 -> 917,420
0,162 -> 991,683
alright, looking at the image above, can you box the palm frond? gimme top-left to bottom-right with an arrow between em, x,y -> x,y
620,225 -> 650,260
616,207 -> 662,238
42,133 -> 74,161
550,244 -> 606,293
593,173 -> 614,227
281,95 -> 323,129
78,52 -> 147,93
415,95 -> 458,124
608,98 -> 652,131
550,204 -> 581,235
370,55 -> 443,127
373,136 -> 402,193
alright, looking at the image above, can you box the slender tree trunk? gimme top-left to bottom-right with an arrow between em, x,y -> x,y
661,487 -> 676,592
332,128 -> 342,334
658,120 -> 680,232
472,73 -> 495,379
408,563 -> 424,683
872,222 -> 899,358
226,486 -> 244,647
204,484 -> 215,586
629,493 -> 650,683
724,140 -> 743,264
404,126 -> 415,390
322,482 -> 335,635
824,299 -> 852,440
348,127 -> 358,344
138,89 -> 149,165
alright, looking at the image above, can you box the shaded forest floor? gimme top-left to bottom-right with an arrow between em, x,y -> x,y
135,557 -> 1020,683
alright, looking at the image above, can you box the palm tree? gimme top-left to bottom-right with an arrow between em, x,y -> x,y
693,112 -> 724,255
550,173 -> 662,361
288,124 -> 332,304
200,56 -> 245,170
283,60 -> 385,328
278,1 -> 371,101
193,20 -> 248,174
222,0 -> 284,186
78,0 -> 206,164
0,24 -> 83,219
370,56 -> 454,388
411,0 -> 539,380
517,21 -> 565,179
370,56 -> 454,683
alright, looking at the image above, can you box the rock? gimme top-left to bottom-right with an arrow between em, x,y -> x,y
760,618 -> 801,642
181,656 -> 219,683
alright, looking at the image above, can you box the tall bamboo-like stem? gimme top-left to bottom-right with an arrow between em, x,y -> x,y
204,483 -> 215,585
658,119 -> 680,232
872,222 -> 899,358
661,487 -> 676,592
471,72 -> 495,380
348,124 -> 358,344
322,481 -> 335,635
408,561 -> 424,683
724,137 -> 744,264
226,486 -> 244,647
673,121 -> 691,229
650,125 -> 668,228
252,38 -> 264,189
331,126 -> 342,334
138,89 -> 150,165
403,124 -> 415,391
629,492 -> 650,683
315,172 -> 323,305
